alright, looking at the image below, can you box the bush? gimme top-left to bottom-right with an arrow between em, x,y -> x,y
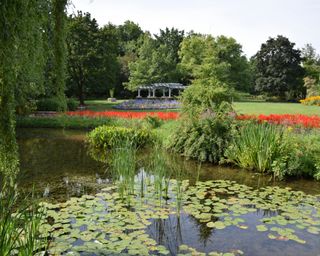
180,79 -> 234,118
300,96 -> 320,106
37,97 -> 78,111
87,126 -> 153,151
36,97 -> 65,111
169,111 -> 235,163
67,98 -> 79,111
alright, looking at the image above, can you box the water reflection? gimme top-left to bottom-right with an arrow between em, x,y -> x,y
17,128 -> 320,202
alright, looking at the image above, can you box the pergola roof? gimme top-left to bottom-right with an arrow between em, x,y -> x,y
138,83 -> 186,90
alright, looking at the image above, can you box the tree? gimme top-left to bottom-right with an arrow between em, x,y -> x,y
125,34 -> 156,90
66,11 -> 100,105
179,34 -> 252,91
154,27 -> 184,64
1,0 -> 53,179
253,35 -> 305,99
125,32 -> 182,91
301,44 -> 320,81
52,0 -> 68,110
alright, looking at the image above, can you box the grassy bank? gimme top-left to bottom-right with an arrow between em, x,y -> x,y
85,100 -> 319,115
233,102 -> 320,115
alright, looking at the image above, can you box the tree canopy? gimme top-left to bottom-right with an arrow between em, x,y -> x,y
253,35 -> 305,99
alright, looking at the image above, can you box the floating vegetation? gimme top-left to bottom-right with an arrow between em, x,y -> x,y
38,179 -> 320,255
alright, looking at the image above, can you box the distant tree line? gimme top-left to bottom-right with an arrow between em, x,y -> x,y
64,12 -> 320,103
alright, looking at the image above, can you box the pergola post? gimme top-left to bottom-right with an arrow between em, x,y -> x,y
137,89 -> 141,98
152,89 -> 156,98
169,88 -> 172,98
162,88 -> 166,98
148,89 -> 151,98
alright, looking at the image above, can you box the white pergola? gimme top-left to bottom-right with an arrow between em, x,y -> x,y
137,83 -> 186,98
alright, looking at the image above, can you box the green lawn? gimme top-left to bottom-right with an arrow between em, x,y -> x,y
234,102 -> 320,115
84,100 -> 320,116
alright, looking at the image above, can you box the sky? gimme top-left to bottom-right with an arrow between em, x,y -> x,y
69,0 -> 320,57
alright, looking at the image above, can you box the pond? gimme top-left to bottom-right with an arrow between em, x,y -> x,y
17,128 -> 320,256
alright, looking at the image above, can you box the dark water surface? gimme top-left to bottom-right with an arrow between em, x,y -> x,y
17,128 -> 320,256
17,128 -> 320,199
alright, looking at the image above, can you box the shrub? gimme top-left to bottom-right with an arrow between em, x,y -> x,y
300,96 -> 320,106
272,131 -> 320,180
169,111 -> 235,163
36,97 -> 65,111
67,98 -> 79,111
87,126 -> 153,151
180,79 -> 234,118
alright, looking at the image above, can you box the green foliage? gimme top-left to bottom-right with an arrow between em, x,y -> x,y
169,111 -> 235,163
66,12 -> 120,103
0,184 -> 46,256
224,122 -> 320,180
181,79 -> 234,118
179,34 -> 252,91
87,126 -> 153,152
51,0 -> 68,111
126,28 -> 184,91
144,115 -> 163,129
110,141 -> 137,203
66,98 -> 79,111
272,131 -> 320,180
224,122 -> 285,174
36,97 -> 66,111
301,43 -> 320,83
253,35 -> 305,99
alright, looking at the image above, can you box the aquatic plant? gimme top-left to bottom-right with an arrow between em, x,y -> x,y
40,179 -> 320,255
110,141 -> 137,204
224,122 -> 284,173
0,185 -> 46,256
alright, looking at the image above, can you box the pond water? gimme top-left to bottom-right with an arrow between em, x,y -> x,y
17,128 -> 320,256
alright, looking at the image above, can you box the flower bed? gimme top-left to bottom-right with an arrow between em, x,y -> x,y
300,96 -> 320,106
237,114 -> 320,128
66,110 -> 179,120
113,99 -> 181,110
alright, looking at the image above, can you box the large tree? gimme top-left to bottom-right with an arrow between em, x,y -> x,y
154,27 -> 184,64
253,35 -> 305,99
179,34 -> 252,91
1,0 -> 60,179
66,11 -> 100,105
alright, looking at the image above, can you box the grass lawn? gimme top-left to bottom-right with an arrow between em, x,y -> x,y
85,99 -> 319,116
234,102 -> 320,115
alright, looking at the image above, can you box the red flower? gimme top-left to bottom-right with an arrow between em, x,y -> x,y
236,114 -> 320,128
66,110 -> 179,120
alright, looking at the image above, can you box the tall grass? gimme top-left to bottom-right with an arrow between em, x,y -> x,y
110,140 -> 137,204
0,184 -> 46,256
224,122 -> 284,173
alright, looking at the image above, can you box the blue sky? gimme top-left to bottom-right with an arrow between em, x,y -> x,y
69,0 -> 320,57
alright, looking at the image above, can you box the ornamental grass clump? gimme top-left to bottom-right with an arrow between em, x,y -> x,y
224,122 -> 284,174
0,184 -> 46,256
